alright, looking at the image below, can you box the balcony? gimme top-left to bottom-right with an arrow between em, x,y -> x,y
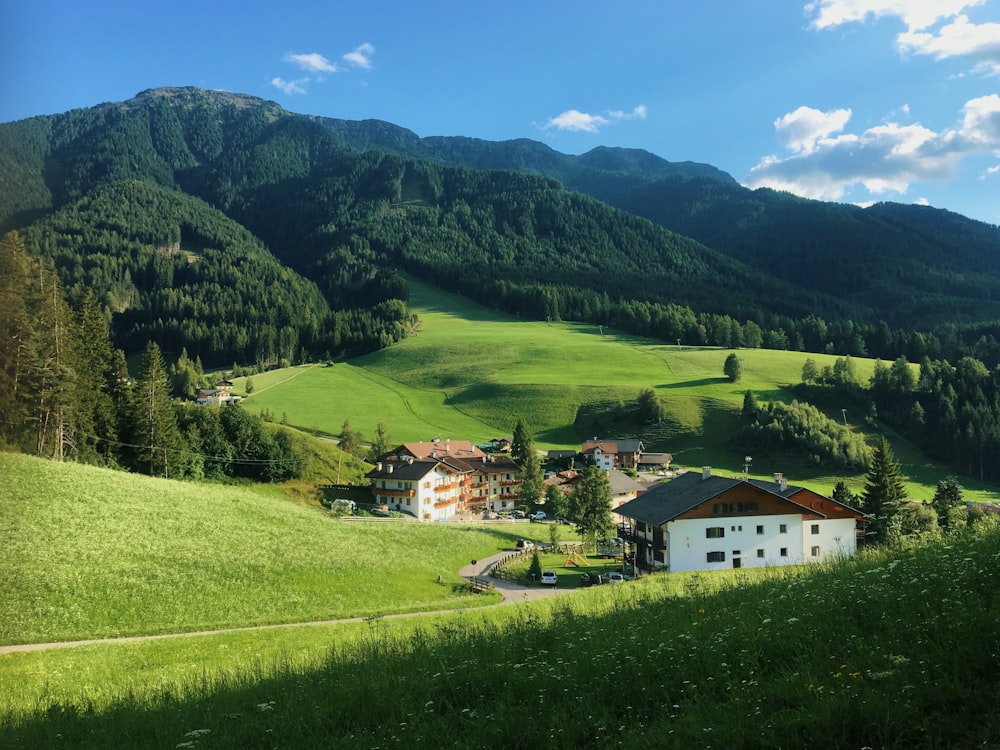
434,497 -> 458,509
379,488 -> 414,498
434,482 -> 458,493
500,479 -> 523,487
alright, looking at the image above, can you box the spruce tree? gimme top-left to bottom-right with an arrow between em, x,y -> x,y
74,291 -> 118,463
127,341 -> 183,477
0,232 -> 33,449
861,437 -> 907,544
511,416 -> 532,464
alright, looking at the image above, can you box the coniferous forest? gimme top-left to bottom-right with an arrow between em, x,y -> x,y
3,86 -> 1000,481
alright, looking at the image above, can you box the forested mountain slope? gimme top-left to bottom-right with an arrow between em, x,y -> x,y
2,85 -> 1000,368
319,109 -> 1000,336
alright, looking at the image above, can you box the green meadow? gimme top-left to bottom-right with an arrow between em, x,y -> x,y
2,446 -> 999,748
242,280 -> 1000,503
0,453 -> 568,645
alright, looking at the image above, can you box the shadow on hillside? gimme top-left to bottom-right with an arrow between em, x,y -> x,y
660,377 -> 728,388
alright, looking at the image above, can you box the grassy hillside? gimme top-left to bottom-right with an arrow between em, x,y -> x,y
4,518 -> 998,748
0,453 -> 546,645
243,280 -> 1000,503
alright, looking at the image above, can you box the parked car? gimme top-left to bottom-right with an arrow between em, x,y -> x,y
540,570 -> 558,586
512,510 -> 526,519
607,571 -> 625,584
528,511 -> 546,521
515,539 -> 535,551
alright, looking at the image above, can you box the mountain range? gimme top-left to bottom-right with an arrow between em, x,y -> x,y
2,86 -> 999,367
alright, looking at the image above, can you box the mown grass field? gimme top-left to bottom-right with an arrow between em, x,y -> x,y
242,280 -> 1000,503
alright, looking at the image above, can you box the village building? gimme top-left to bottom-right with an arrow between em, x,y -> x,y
615,468 -> 864,573
194,380 -> 242,406
367,440 -> 523,520
580,438 -> 646,471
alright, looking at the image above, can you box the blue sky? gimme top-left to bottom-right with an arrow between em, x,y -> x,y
3,0 -> 999,223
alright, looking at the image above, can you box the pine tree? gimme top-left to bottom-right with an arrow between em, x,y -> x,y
0,232 -> 33,449
511,416 -> 532,464
741,389 -> 758,419
831,480 -> 856,507
74,291 -> 118,463
860,436 -> 907,544
127,341 -> 183,477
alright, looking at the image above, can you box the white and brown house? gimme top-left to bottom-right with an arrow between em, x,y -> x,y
615,468 -> 865,572
367,440 -> 523,520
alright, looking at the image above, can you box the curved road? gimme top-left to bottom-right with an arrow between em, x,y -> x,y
0,550 -> 570,655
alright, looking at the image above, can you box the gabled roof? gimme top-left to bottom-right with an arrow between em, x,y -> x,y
615,471 -> 860,527
616,439 -> 644,453
607,469 -> 646,495
582,441 -> 618,455
366,457 -> 443,481
398,440 -> 485,460
547,449 -> 577,459
638,452 -> 673,464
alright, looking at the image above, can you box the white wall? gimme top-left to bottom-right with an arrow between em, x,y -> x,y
666,514 -> 804,572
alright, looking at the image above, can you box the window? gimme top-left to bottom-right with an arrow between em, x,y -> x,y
713,502 -> 759,514
811,524 -> 820,535
756,549 -> 765,558
780,547 -> 788,557
756,525 -> 764,535
706,527 -> 725,539
811,546 -> 821,557
779,523 -> 787,534
706,551 -> 725,563
730,525 -> 743,532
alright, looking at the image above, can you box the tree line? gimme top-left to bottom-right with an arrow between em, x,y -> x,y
0,231 -> 304,481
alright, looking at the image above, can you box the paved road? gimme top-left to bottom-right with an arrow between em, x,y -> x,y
0,549 -> 569,655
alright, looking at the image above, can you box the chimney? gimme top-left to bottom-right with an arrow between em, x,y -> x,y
774,472 -> 787,491
702,466 -> 711,480
376,462 -> 383,472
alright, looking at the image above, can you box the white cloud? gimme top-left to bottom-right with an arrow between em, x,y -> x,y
916,197 -> 931,205
805,0 -> 983,32
607,104 -> 649,121
775,106 -> 853,153
898,15 -> 1000,75
541,104 -> 647,133
284,52 -> 340,74
545,110 -> 609,133
271,77 -> 308,95
343,43 -> 375,69
745,95 -> 1000,200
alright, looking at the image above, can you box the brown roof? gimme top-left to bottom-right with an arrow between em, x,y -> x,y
399,440 -> 485,460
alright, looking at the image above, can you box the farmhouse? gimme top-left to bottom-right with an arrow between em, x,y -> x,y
194,380 -> 242,406
581,438 -> 645,470
616,467 -> 864,573
367,441 -> 523,520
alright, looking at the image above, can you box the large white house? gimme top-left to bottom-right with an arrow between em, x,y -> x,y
615,468 -> 864,572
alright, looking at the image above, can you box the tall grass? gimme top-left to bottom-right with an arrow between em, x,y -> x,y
0,453 -> 548,644
4,525 -> 997,748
